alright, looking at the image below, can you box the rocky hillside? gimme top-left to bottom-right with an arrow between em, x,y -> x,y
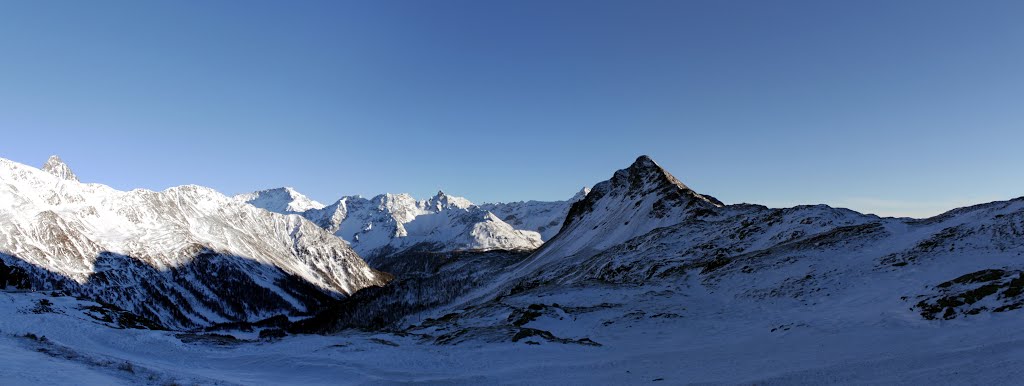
300,156 -> 1024,350
0,156 -> 390,329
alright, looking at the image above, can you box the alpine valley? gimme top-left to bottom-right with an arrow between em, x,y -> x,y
2,154 -> 1024,385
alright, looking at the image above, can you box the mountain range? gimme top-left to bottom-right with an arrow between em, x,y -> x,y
0,156 -> 389,329
234,185 -> 588,264
282,155 -> 1024,342
2,154 -> 1023,384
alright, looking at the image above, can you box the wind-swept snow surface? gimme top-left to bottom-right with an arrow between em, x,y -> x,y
4,278 -> 1024,385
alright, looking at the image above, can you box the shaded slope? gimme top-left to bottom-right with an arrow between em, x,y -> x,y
0,156 -> 389,329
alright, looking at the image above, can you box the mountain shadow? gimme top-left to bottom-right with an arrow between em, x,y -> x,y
290,249 -> 530,334
0,249 -> 360,330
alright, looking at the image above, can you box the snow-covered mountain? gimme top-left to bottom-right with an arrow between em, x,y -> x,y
41,155 -> 78,182
514,155 -> 725,279
4,154 -> 1024,384
479,187 -> 589,241
318,191 -> 543,262
233,187 -> 325,214
238,189 -> 566,263
309,155 -> 1024,353
0,156 -> 389,329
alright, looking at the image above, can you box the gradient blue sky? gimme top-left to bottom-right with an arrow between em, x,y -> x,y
1,1 -> 1022,217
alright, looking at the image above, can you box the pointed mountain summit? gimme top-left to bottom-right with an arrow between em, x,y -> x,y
562,155 -> 721,230
425,190 -> 474,211
617,155 -> 720,203
532,155 -> 723,264
41,155 -> 78,182
570,186 -> 592,202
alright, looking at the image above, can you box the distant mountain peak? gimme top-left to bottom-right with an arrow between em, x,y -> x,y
235,186 -> 325,214
430,190 -> 453,201
426,190 -> 473,211
41,155 -> 78,182
571,187 -> 591,201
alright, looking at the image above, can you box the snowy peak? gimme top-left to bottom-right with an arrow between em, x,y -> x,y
372,193 -> 424,223
613,155 -> 704,201
612,155 -> 717,201
479,188 -> 591,241
425,191 -> 474,211
624,155 -> 683,187
41,155 -> 78,182
238,186 -> 556,262
531,156 -> 723,264
571,187 -> 591,202
625,154 -> 664,176
333,190 -> 541,261
0,157 -> 388,329
563,155 -> 720,230
235,187 -> 325,214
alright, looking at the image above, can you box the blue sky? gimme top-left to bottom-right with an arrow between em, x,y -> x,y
1,0 -> 1022,217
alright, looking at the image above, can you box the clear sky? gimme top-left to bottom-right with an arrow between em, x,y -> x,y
1,1 -> 1022,218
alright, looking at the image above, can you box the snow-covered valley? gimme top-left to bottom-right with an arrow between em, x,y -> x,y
3,155 -> 1024,384
5,274 -> 1024,385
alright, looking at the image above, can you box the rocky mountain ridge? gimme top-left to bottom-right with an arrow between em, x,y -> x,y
289,156 -> 1024,352
237,187 -> 588,263
0,156 -> 390,329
